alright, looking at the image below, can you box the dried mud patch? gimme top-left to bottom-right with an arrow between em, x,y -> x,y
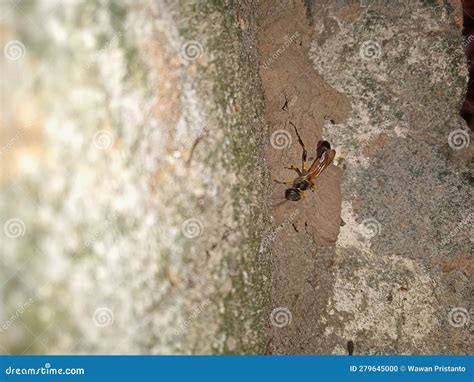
257,0 -> 351,354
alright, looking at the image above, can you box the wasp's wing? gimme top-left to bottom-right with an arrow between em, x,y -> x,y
308,141 -> 335,180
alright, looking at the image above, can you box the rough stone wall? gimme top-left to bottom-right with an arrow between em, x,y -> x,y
1,0 -> 472,356
260,0 -> 472,355
312,0 -> 472,355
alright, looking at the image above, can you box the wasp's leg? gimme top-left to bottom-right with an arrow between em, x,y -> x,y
285,165 -> 302,175
289,122 -> 308,171
273,179 -> 293,186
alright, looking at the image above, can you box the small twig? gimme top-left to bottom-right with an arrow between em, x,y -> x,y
281,94 -> 289,111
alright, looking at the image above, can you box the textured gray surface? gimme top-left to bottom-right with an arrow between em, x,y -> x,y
311,1 -> 473,353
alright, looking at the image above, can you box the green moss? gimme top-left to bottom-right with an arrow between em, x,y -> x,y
162,0 -> 270,353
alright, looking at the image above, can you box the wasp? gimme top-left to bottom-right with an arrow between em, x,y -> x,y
274,122 -> 335,202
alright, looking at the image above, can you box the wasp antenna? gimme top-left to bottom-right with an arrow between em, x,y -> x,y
288,121 -> 298,134
270,199 -> 289,208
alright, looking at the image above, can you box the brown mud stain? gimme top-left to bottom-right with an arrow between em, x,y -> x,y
439,253 -> 474,275
257,0 -> 351,353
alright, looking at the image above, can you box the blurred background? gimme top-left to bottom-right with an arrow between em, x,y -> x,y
0,0 -> 268,354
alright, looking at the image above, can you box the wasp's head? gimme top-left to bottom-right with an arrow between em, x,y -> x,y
285,187 -> 301,201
